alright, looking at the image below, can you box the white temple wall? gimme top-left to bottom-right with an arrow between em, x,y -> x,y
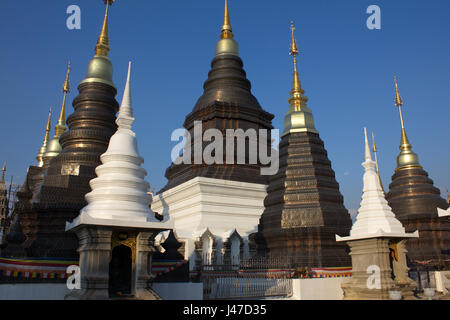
291,278 -> 345,300
0,283 -> 70,300
152,176 -> 267,269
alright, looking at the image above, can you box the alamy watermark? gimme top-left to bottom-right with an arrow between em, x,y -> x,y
66,265 -> 81,290
366,264 -> 381,289
366,5 -> 381,30
66,5 -> 81,30
170,121 -> 279,176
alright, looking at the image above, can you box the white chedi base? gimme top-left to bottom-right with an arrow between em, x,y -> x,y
438,207 -> 450,218
151,176 -> 267,263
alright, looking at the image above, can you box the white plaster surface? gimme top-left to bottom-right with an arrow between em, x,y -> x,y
152,176 -> 267,259
0,283 -> 69,300
291,278 -> 345,300
438,207 -> 450,218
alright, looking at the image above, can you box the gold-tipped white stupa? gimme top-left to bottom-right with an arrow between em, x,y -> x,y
336,128 -> 418,241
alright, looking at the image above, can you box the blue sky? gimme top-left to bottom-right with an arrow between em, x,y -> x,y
0,0 -> 449,214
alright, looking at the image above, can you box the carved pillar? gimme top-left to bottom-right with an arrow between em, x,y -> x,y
135,231 -> 160,300
66,226 -> 112,300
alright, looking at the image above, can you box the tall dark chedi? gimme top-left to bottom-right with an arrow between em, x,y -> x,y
30,1 -> 119,258
1,110 -> 53,257
160,0 -> 274,192
386,78 -> 450,269
253,23 -> 352,268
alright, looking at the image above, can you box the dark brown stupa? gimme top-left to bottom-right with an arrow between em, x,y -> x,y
2,114 -> 56,257
27,1 -> 119,258
252,23 -> 352,268
386,78 -> 450,269
160,4 -> 274,193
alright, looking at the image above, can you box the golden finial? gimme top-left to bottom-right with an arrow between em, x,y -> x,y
221,0 -> 234,39
372,132 -> 385,193
394,76 -> 403,108
1,162 -> 5,182
63,61 -> 71,94
288,21 -> 307,111
393,76 -> 422,171
55,62 -> 71,136
290,21 -> 299,57
37,108 -> 52,167
95,0 -> 115,56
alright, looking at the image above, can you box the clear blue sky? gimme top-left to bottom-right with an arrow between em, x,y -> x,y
0,0 -> 449,215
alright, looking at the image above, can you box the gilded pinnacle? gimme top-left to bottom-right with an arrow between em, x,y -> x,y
1,162 -> 5,182
80,0 -> 116,88
63,61 -> 71,93
37,108 -> 52,167
288,21 -> 307,111
282,21 -> 317,136
394,76 -> 403,107
221,0 -> 234,39
372,132 -> 377,153
393,77 -> 422,171
56,62 -> 71,135
95,0 -> 115,56
289,21 -> 299,57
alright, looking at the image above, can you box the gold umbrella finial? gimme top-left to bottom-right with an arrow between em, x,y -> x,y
221,0 -> 234,39
290,21 -> 299,57
36,108 -> 52,167
394,76 -> 403,108
95,0 -> 115,56
288,21 -> 307,111
1,162 -> 5,183
393,76 -> 422,171
45,107 -> 52,132
63,61 -> 71,94
55,62 -> 71,136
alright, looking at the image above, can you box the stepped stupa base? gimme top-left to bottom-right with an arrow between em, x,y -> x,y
340,238 -> 417,300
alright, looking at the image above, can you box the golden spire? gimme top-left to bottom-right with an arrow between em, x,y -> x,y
55,61 -> 71,136
1,162 -> 5,183
372,132 -> 385,193
288,21 -> 307,111
95,0 -> 115,56
37,108 -> 52,167
393,76 -> 421,171
221,0 -> 234,39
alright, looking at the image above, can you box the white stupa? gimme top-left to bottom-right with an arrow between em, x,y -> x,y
67,62 -> 171,230
337,128 -> 418,241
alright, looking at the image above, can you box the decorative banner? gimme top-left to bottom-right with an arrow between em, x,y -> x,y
151,259 -> 187,276
0,257 -> 78,280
